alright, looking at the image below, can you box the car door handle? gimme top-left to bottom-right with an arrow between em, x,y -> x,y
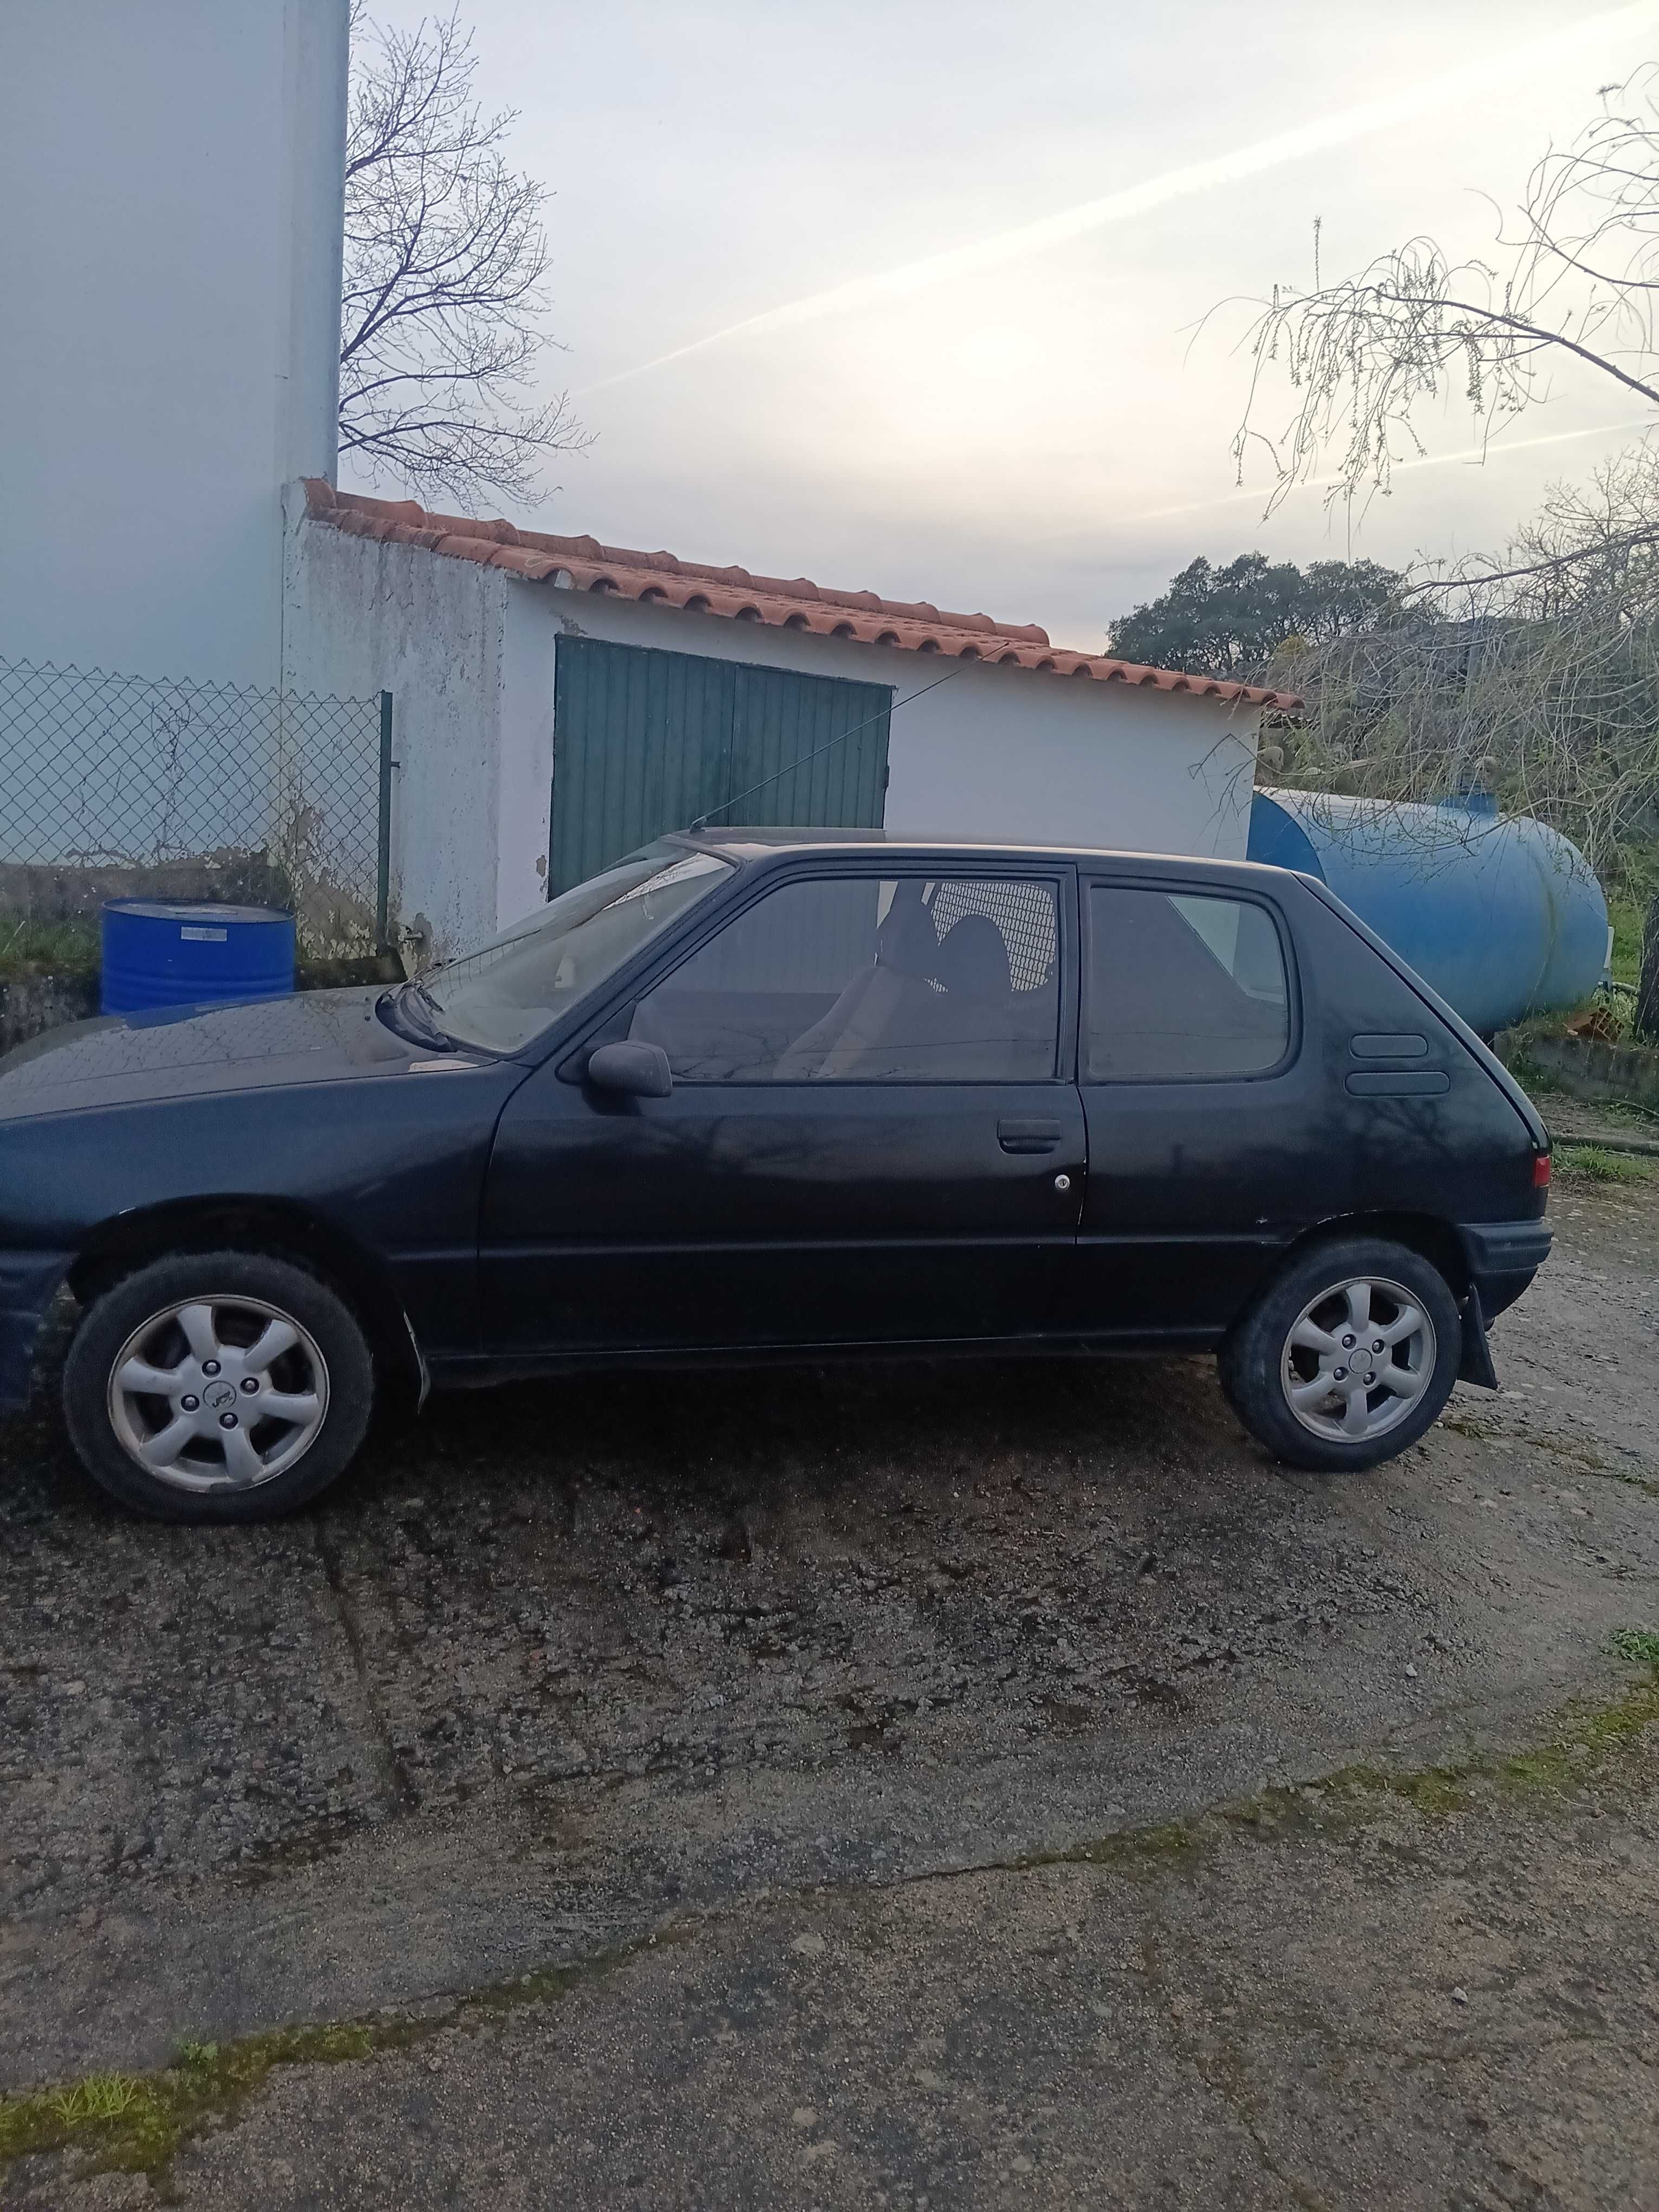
998,1117 -> 1065,1154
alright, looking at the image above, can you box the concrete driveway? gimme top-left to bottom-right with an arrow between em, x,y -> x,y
3,1153 -> 1657,2206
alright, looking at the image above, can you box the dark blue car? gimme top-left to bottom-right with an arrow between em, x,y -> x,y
0,833 -> 1551,1521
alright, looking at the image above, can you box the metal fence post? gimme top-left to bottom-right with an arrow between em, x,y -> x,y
375,690 -> 394,953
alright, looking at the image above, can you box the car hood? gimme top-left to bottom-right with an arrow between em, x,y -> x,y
0,988 -> 486,1122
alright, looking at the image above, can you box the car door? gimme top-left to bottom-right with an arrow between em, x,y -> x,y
479,861 -> 1084,1355
1057,875 -> 1319,1341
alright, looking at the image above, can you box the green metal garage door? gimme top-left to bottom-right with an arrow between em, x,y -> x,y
550,638 -> 893,894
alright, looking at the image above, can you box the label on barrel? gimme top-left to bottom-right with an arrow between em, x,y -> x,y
179,925 -> 229,942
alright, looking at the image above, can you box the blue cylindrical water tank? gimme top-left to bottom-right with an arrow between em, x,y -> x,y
1247,789 -> 1607,1036
100,901 -> 296,1015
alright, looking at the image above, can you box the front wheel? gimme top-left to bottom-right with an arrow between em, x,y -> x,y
63,1250 -> 376,1522
1219,1237 -> 1461,1472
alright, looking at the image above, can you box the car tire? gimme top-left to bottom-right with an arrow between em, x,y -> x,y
1219,1236 -> 1462,1473
62,1249 -> 375,1523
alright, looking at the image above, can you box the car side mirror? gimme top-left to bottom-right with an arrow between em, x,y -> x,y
586,1040 -> 673,1097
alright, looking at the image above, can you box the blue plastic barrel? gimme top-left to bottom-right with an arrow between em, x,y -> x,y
1248,789 -> 1607,1034
100,901 -> 296,1015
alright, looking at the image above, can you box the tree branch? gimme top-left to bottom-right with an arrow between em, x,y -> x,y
339,5 -> 583,506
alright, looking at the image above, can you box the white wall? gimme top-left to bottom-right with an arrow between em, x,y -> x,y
0,0 -> 348,690
282,492 -> 519,958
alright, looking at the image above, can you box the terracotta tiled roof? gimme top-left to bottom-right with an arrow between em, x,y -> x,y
301,480 -> 1300,711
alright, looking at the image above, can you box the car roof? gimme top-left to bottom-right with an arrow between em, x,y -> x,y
669,826 -> 1304,890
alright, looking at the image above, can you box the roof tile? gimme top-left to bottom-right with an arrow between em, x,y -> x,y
301,481 -> 1301,711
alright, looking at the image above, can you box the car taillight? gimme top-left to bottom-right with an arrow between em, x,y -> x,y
1533,1153 -> 1552,1188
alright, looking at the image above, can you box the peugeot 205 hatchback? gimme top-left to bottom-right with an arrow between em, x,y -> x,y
0,832 -> 1551,1522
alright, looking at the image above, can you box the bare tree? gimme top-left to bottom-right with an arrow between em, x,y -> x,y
340,4 -> 587,507
1223,69 -> 1659,515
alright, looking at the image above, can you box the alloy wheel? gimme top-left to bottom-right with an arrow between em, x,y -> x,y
105,1295 -> 330,1493
1278,1274 -> 1437,1446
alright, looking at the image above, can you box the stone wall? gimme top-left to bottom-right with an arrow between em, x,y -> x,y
1497,1028 -> 1659,1111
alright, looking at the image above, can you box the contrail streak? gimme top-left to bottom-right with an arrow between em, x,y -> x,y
1122,416 -> 1657,524
578,0 -> 1659,397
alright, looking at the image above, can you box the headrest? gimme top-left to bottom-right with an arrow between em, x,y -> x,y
932,914 -> 1011,999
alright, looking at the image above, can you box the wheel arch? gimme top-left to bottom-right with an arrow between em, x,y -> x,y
1238,1211 -> 1470,1322
66,1196 -> 422,1404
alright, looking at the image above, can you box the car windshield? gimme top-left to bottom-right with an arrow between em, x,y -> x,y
416,845 -> 734,1053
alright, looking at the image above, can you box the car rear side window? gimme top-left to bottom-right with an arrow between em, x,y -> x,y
631,873 -> 1062,1082
1087,887 -> 1290,1081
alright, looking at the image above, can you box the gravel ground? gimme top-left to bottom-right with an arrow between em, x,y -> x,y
3,1156 -> 1658,2203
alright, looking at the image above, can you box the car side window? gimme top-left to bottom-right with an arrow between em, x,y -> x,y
631,873 -> 1062,1082
1087,886 -> 1290,1080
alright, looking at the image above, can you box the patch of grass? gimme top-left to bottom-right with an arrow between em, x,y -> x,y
0,915 -> 100,983
1609,1626 -> 1659,1672
1556,1143 -> 1656,1185
0,2019 -> 382,2176
1571,1095 -> 1659,1131
1608,890 -> 1644,991
0,1955 -> 620,2185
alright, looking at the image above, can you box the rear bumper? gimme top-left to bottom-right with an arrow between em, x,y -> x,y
0,1252 -> 73,1415
1457,1219 -> 1551,1321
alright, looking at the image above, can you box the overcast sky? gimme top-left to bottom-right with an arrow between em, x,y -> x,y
343,0 -> 1659,652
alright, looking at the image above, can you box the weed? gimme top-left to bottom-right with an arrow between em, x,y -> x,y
1609,1626 -> 1659,1672
1503,1051 -> 1555,1099
1556,1143 -> 1655,1185
1608,887 -> 1647,991
46,2076 -> 139,2125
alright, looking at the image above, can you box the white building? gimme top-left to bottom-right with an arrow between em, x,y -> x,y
286,482 -> 1294,960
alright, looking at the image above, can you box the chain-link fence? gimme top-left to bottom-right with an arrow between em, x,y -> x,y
0,655 -> 391,976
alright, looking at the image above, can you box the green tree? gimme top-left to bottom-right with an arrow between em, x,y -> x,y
1107,553 -> 1401,679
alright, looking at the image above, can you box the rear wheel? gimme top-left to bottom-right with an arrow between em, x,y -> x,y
1219,1237 -> 1461,1472
63,1250 -> 375,1522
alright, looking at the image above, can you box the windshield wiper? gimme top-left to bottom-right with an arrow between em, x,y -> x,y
377,979 -> 456,1051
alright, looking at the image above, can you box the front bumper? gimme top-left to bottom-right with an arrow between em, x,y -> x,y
0,1252 -> 74,1414
1457,1219 -> 1552,1321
